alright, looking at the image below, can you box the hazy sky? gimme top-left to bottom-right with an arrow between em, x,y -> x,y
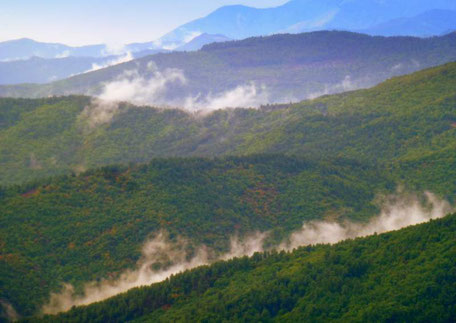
0,0 -> 289,46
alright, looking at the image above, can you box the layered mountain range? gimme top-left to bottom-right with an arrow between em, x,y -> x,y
1,31 -> 456,106
157,0 -> 456,48
2,0 -> 456,86
2,1 -> 456,322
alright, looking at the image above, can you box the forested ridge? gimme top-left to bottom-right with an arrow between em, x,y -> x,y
0,155 -> 395,317
1,62 -> 456,320
1,61 -> 456,195
28,213 -> 456,322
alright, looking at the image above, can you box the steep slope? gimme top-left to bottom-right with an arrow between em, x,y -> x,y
30,213 -> 456,322
0,155 -> 394,317
362,10 -> 456,37
157,0 -> 456,47
1,61 -> 456,196
2,31 -> 456,104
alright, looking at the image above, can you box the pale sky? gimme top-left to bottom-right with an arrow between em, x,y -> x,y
0,0 -> 289,46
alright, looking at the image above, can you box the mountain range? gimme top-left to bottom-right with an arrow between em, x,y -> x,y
361,9 -> 456,37
1,0 -> 456,87
0,55 -> 125,85
1,31 -> 456,107
156,0 -> 456,48
2,0 -> 456,64
0,33 -> 231,64
0,34 -> 235,85
0,50 -> 177,85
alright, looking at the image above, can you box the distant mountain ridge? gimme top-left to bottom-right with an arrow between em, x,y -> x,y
361,9 -> 456,37
0,38 -> 168,62
0,38 -> 107,61
0,33 -> 226,83
1,31 -> 456,106
3,0 -> 456,63
0,49 -> 172,85
156,0 -> 456,48
0,55 -> 119,84
0,31 -> 229,63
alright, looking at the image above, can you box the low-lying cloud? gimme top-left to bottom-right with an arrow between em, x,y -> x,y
307,75 -> 360,100
153,31 -> 202,51
280,192 -> 451,250
43,232 -> 265,314
97,62 -> 186,104
42,191 -> 452,315
81,62 -> 186,127
42,233 -> 210,314
86,52 -> 134,73
82,63 -> 270,127
182,82 -> 269,113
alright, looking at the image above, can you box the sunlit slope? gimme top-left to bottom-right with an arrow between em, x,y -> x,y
0,155 -> 394,316
1,62 -> 456,194
32,213 -> 456,322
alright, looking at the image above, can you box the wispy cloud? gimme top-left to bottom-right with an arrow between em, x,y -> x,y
81,63 -> 270,127
81,62 -> 186,127
55,50 -> 70,58
280,192 -> 451,249
182,82 -> 269,113
307,75 -> 361,99
86,52 -> 134,73
42,191 -> 452,314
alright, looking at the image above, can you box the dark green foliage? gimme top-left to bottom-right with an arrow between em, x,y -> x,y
30,213 -> 456,322
0,155 -> 393,316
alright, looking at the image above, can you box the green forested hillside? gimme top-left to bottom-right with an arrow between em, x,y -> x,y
2,61 -> 456,321
0,155 -> 394,317
31,213 -> 456,322
1,62 -> 456,197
